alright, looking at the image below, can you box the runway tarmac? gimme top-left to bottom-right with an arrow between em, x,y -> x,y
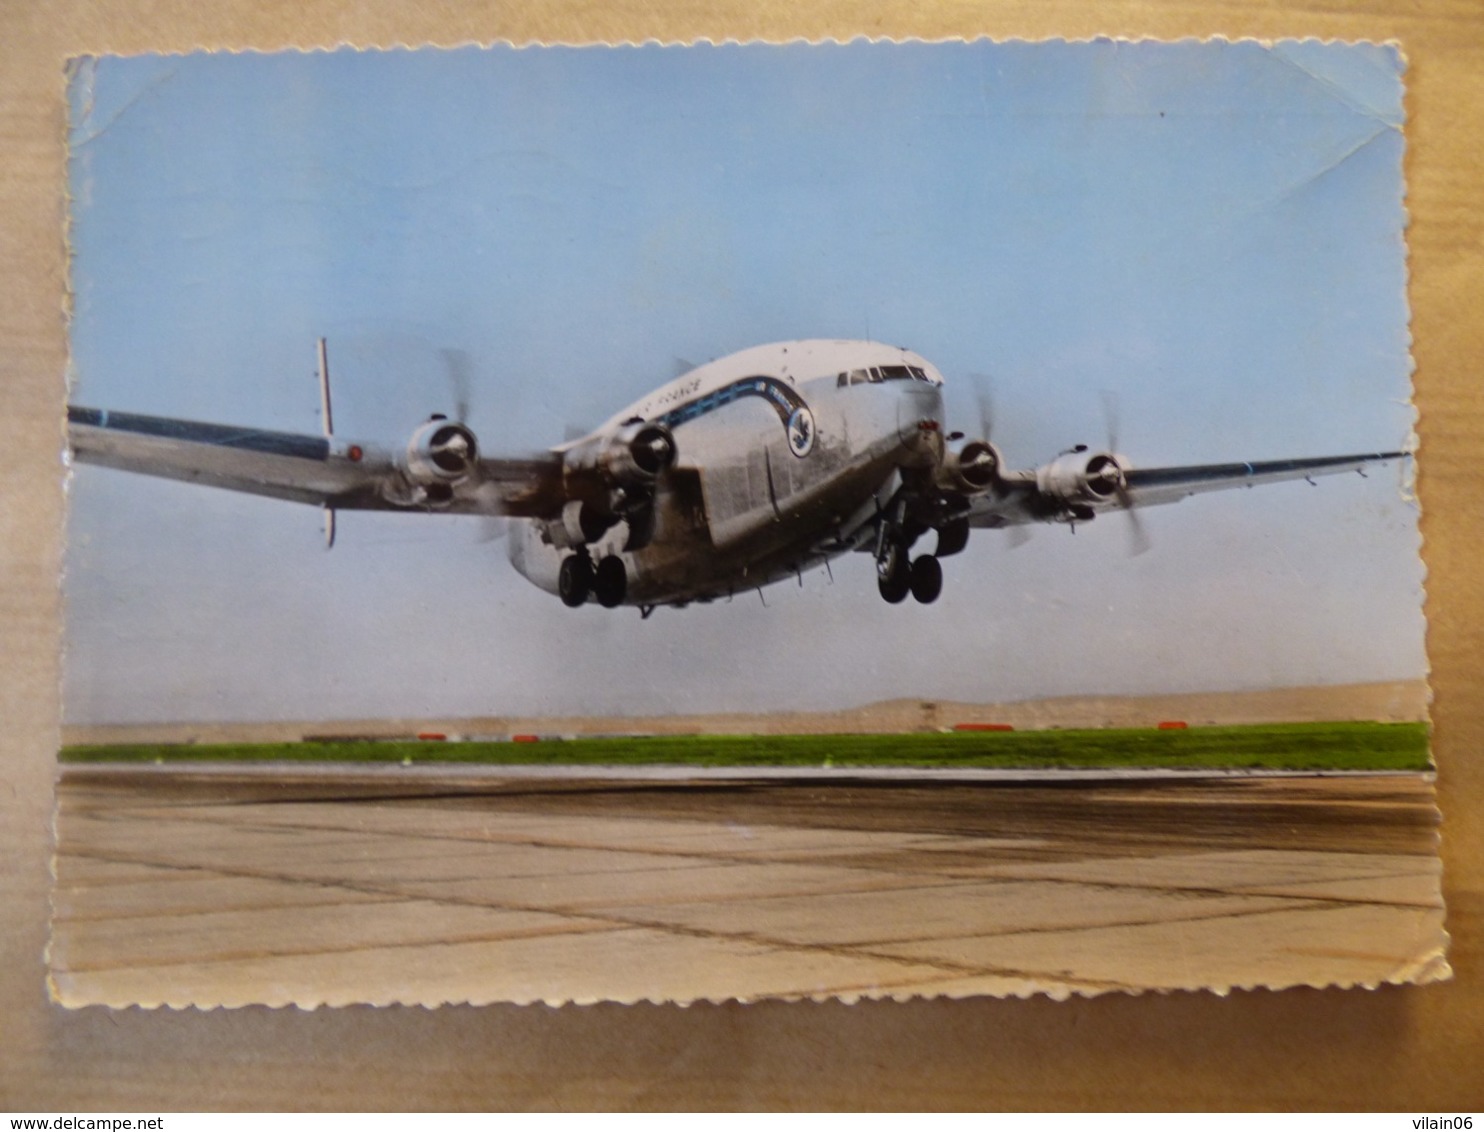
49,766 -> 1448,1007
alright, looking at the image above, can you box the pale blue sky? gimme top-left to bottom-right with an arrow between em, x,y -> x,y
63,40 -> 1423,725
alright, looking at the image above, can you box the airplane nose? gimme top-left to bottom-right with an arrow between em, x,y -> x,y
897,385 -> 944,443
897,385 -> 944,462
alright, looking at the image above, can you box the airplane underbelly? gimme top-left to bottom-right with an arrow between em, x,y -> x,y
629,450 -> 896,603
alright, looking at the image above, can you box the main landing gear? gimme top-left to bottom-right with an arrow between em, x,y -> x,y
876,536 -> 943,605
558,551 -> 628,608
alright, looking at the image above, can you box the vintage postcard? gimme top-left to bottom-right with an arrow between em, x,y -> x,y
53,39 -> 1444,1008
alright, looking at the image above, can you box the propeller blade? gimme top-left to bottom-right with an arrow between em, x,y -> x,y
1112,478 -> 1151,557
1007,525 -> 1032,549
1123,502 -> 1151,557
1099,390 -> 1150,555
440,348 -> 474,423
1100,389 -> 1122,454
477,516 -> 509,544
967,372 -> 997,441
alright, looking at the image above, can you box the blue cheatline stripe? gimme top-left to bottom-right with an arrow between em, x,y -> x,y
1125,452 -> 1406,488
68,405 -> 331,461
652,375 -> 808,432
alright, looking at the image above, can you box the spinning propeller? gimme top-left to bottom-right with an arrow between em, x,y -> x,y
1099,390 -> 1150,557
439,347 -> 474,425
439,348 -> 510,543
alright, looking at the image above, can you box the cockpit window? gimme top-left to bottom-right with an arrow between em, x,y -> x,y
838,365 -> 934,387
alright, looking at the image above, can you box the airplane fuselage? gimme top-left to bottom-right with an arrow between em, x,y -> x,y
65,337 -> 1404,614
506,340 -> 946,607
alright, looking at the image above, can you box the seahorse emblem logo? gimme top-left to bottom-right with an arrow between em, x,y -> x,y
786,405 -> 816,458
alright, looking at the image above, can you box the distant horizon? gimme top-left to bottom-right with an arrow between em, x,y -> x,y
61,677 -> 1430,743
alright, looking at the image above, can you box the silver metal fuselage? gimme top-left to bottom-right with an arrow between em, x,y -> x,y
506,340 -> 945,606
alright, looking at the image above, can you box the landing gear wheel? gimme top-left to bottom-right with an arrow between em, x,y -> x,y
877,539 -> 910,604
910,554 -> 943,604
935,517 -> 970,558
594,554 -> 628,608
558,553 -> 593,607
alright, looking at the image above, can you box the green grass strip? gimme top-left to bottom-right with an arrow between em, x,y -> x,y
60,720 -> 1431,771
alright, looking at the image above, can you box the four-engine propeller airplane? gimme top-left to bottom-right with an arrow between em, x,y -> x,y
67,338 -> 1407,616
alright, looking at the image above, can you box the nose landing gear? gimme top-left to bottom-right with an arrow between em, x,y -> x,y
877,539 -> 911,604
559,551 -> 628,608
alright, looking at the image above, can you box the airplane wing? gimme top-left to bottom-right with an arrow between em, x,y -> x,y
1118,451 -> 1409,507
965,449 -> 1409,528
66,406 -> 565,517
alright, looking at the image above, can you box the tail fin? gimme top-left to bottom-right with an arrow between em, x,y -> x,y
318,337 -> 336,549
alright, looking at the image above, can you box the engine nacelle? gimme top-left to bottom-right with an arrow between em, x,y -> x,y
1036,449 -> 1127,505
938,439 -> 1002,494
543,499 -> 619,550
564,421 -> 677,487
404,418 -> 479,484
